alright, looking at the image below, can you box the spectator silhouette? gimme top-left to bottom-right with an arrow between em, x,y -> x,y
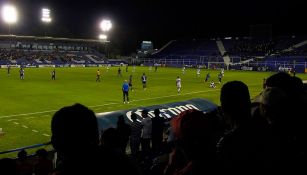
217,81 -> 269,171
33,148 -> 53,175
261,74 -> 307,171
262,78 -> 266,89
151,109 -> 165,154
260,87 -> 288,125
220,81 -> 251,128
100,128 -> 122,156
50,103 -> 102,174
165,109 -> 219,175
116,115 -> 131,154
129,113 -> 143,158
100,128 -> 140,175
265,72 -> 292,94
141,109 -> 152,158
266,73 -> 306,138
0,158 -> 18,175
16,149 -> 32,175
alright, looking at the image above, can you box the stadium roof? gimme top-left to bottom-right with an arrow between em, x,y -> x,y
0,35 -> 109,44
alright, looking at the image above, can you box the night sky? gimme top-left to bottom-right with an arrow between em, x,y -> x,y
0,0 -> 306,54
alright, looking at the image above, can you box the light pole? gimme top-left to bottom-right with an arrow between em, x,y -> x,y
1,4 -> 18,34
99,19 -> 112,58
41,8 -> 52,36
99,34 -> 108,58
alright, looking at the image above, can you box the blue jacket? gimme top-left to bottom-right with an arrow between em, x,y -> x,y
122,83 -> 129,92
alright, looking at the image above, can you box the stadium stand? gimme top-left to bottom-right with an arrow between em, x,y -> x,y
142,36 -> 307,72
0,35 -> 107,66
2,35 -> 307,72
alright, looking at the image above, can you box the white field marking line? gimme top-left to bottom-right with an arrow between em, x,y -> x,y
0,89 -> 220,119
13,122 -> 19,125
7,119 -> 18,121
93,89 -> 220,111
0,102 -> 119,119
0,110 -> 57,119
22,125 -> 28,128
94,104 -> 127,111
94,82 -> 261,108
0,83 -> 259,119
21,114 -> 51,120
130,89 -> 220,103
32,130 -> 38,133
42,134 -> 50,137
88,102 -> 119,108
41,115 -> 50,117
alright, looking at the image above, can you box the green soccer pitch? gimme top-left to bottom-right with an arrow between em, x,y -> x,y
0,66 -> 306,157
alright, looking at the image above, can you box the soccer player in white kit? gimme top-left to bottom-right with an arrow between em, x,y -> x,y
221,68 -> 225,77
182,66 -> 186,75
197,68 -> 201,77
210,81 -> 216,88
176,76 -> 182,93
133,65 -> 136,72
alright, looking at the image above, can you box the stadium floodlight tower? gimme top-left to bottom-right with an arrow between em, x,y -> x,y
99,34 -> 109,58
99,34 -> 107,40
100,19 -> 112,32
41,8 -> 52,23
41,8 -> 52,36
1,4 -> 18,34
99,19 -> 112,58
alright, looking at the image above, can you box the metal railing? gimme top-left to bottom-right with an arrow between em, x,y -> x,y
0,141 -> 51,156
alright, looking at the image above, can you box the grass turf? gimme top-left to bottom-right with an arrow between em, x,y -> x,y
0,66 -> 306,158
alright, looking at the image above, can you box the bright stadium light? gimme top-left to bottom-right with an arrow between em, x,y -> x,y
100,19 -> 112,32
41,8 -> 52,23
1,4 -> 18,24
99,34 -> 107,40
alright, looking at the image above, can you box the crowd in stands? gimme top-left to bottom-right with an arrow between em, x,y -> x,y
274,46 -> 307,57
152,40 -> 220,58
0,148 -> 53,175
0,49 -> 12,60
1,72 -> 307,174
228,39 -> 275,56
150,37 -> 307,66
0,49 -> 105,65
224,36 -> 307,58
